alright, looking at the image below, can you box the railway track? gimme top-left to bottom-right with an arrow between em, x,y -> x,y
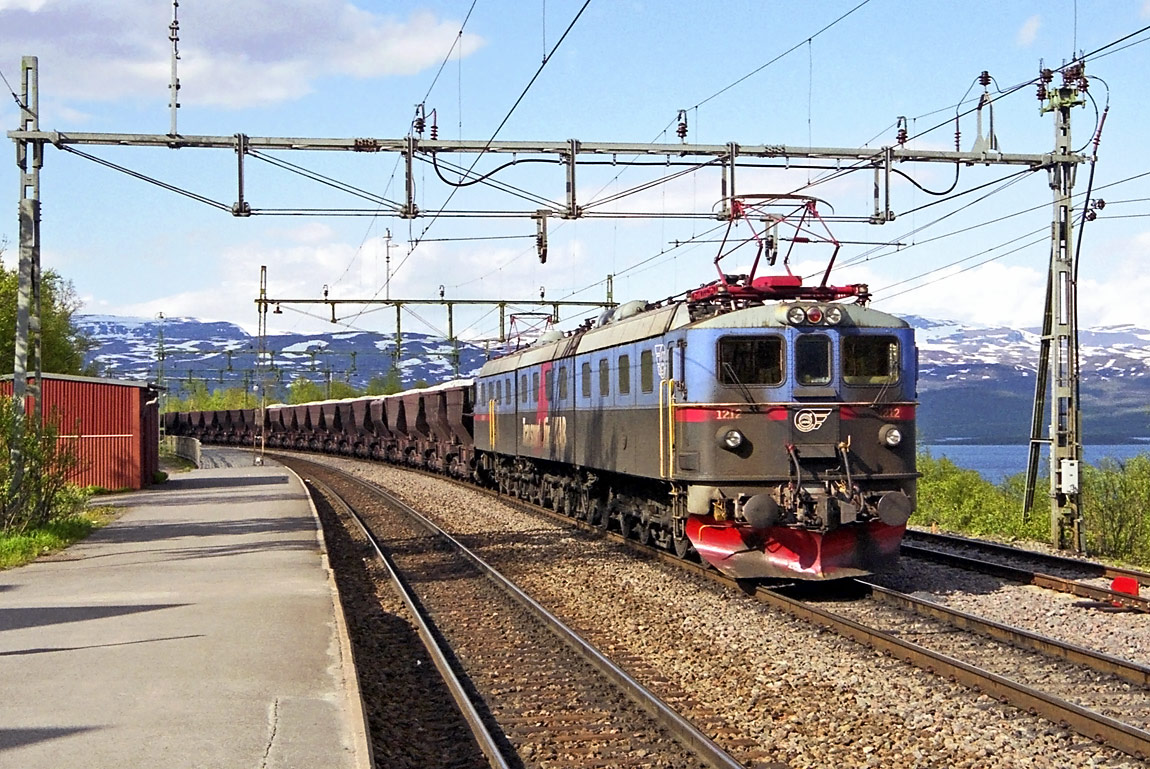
285,456 -> 759,769
902,529 -> 1150,613
269,449 -> 1150,762
816,581 -> 1150,760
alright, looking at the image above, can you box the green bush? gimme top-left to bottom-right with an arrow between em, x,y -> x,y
0,397 -> 89,535
916,450 -> 1150,566
0,515 -> 97,569
1081,456 -> 1150,565
914,452 -> 1046,542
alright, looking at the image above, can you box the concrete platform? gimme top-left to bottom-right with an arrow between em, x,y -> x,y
0,448 -> 371,769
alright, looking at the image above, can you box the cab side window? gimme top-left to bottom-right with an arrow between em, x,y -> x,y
719,336 -> 783,385
843,335 -> 900,385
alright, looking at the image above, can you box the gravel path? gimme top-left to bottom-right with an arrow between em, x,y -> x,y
298,453 -> 1149,768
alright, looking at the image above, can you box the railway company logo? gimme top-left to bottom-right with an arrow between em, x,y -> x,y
794,408 -> 832,433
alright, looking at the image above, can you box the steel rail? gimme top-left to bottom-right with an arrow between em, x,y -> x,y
901,543 -> 1150,613
905,529 -> 1150,587
302,476 -> 513,769
747,582 -> 1150,761
265,449 -> 1150,760
858,580 -> 1150,687
447,472 -> 1150,760
299,461 -> 748,769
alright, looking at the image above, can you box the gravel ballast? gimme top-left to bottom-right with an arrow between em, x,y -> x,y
301,453 -> 1148,769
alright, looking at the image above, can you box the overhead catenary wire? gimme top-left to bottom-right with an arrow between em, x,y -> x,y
420,0 -> 480,105
400,0 -> 594,275
875,232 -> 1049,302
0,64 -> 26,111
688,0 -> 874,114
400,19 -> 1149,320
375,23 -> 1149,342
331,151 -> 407,292
425,153 -> 563,209
875,227 -> 1047,295
248,150 -> 404,210
59,145 -> 231,212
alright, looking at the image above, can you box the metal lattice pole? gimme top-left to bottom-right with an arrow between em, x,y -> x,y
10,56 -> 41,495
1024,69 -> 1086,551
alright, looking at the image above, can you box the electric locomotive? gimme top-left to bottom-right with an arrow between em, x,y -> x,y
474,196 -> 917,579
172,196 -> 917,580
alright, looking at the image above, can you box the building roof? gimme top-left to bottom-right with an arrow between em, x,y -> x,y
0,372 -> 159,390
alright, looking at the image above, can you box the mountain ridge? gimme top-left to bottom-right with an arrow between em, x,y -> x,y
76,313 -> 1150,444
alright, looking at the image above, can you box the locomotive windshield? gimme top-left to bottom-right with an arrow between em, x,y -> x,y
718,336 -> 783,385
795,335 -> 831,385
843,335 -> 900,385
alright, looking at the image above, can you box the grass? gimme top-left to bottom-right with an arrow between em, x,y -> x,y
0,506 -> 119,570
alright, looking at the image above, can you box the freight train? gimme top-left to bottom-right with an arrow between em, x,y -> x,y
169,197 -> 918,580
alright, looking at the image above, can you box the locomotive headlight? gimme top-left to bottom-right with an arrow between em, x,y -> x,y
718,428 -> 745,450
806,306 -> 824,324
824,306 -> 843,325
786,306 -> 807,325
879,424 -> 903,447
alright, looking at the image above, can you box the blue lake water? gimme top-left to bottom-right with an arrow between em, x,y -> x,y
922,444 -> 1150,484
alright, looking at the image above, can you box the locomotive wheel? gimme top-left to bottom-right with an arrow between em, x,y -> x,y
672,532 -> 693,559
578,491 -> 594,523
638,520 -> 654,546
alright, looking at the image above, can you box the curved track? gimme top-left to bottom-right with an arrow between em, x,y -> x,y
307,452 -> 1150,761
285,455 -> 754,769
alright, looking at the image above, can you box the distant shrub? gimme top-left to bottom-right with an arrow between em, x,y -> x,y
913,452 -> 1046,542
1081,456 -> 1150,565
916,450 -> 1150,566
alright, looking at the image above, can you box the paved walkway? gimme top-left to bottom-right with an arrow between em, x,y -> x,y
0,448 -> 371,769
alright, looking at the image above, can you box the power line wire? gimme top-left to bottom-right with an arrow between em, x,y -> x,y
691,0 -> 874,112
60,146 -> 231,212
420,1 -> 480,105
401,0 -> 593,273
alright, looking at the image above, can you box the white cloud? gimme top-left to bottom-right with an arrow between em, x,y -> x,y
877,261 -> 1045,328
1016,15 -> 1040,47
1,2 -> 484,109
103,231 -> 564,337
0,0 -> 50,10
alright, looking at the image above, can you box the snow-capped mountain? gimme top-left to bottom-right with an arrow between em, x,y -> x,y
77,314 -> 1150,444
905,315 -> 1150,444
78,314 -> 491,397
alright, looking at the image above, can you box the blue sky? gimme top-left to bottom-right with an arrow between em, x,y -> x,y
1,0 -> 1148,341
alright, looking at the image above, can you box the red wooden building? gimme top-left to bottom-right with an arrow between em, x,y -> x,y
1,374 -> 160,491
